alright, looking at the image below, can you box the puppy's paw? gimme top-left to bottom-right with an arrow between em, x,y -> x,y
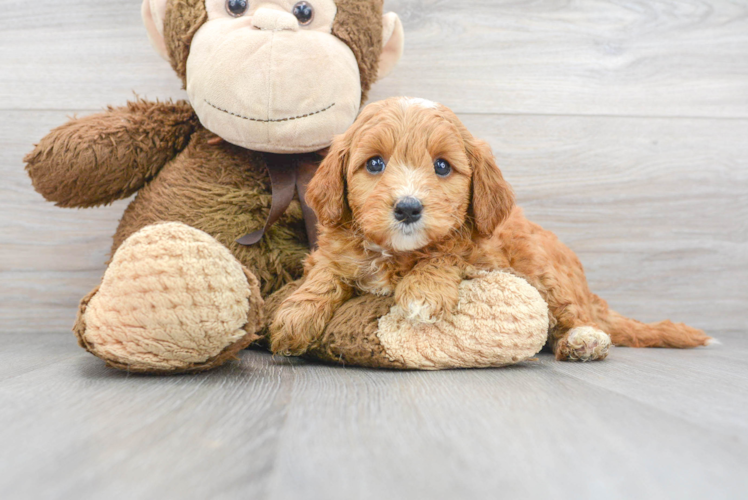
555,326 -> 611,362
395,288 -> 457,324
269,301 -> 323,357
401,298 -> 440,324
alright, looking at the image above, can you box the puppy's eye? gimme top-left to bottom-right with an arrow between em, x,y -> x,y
226,0 -> 249,17
434,158 -> 452,177
292,2 -> 314,25
366,156 -> 386,175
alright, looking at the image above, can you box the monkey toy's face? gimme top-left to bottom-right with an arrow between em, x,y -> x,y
189,0 -> 357,153
143,0 -> 404,154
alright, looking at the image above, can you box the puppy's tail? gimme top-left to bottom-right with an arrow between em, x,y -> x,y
596,309 -> 711,348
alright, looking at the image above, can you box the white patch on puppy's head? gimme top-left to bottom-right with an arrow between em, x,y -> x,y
400,97 -> 440,110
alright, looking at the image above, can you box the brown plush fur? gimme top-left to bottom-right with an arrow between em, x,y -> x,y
111,127 -> 311,296
332,0 -> 384,104
270,98 -> 711,359
25,101 -> 310,296
24,99 -> 198,208
163,0 -> 207,86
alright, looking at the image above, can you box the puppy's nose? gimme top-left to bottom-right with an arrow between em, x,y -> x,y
393,197 -> 423,224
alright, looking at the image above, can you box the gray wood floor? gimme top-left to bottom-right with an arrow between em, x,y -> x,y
2,333 -> 747,499
1,0 -> 747,498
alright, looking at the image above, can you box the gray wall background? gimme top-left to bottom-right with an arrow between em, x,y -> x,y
1,0 -> 746,336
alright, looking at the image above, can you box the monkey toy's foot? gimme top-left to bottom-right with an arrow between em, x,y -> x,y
75,222 -> 264,373
266,270 -> 550,370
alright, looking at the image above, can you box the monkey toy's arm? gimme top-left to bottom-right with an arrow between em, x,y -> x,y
25,99 -> 198,208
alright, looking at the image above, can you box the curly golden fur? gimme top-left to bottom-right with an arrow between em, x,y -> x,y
270,97 -> 711,360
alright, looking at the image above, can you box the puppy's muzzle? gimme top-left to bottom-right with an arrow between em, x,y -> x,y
393,197 -> 423,225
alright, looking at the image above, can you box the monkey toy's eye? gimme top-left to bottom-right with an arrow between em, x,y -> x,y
434,158 -> 452,177
226,0 -> 249,17
292,2 -> 314,25
366,156 -> 386,175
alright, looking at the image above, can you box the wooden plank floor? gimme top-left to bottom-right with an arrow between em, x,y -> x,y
1,333 -> 747,499
1,0 -> 747,498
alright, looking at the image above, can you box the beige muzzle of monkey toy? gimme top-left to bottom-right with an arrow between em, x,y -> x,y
144,0 -> 404,154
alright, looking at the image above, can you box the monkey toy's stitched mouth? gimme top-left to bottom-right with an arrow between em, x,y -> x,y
204,100 -> 336,123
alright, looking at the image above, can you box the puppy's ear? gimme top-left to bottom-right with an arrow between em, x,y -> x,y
468,139 -> 515,237
306,136 -> 350,227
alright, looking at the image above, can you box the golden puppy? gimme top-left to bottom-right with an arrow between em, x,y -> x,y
270,97 -> 710,361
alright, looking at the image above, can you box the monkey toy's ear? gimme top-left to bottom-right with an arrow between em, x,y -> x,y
378,12 -> 405,80
142,0 -> 169,60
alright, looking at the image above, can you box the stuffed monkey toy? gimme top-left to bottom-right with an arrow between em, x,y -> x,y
25,0 -> 549,373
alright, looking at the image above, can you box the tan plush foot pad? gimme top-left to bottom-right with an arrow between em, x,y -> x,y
377,271 -> 550,369
301,271 -> 550,370
74,222 -> 264,374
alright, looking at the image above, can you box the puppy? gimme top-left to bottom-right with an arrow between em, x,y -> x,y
270,97 -> 710,361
